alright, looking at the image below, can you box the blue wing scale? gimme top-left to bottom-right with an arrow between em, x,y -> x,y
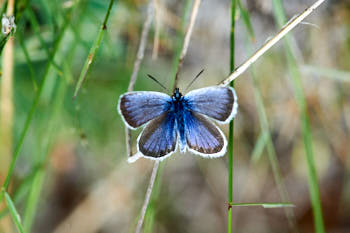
137,113 -> 177,159
184,86 -> 237,124
118,91 -> 171,129
183,111 -> 226,157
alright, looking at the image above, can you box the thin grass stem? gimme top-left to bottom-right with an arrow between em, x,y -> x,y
73,0 -> 115,98
229,202 -> 295,208
227,0 -> 236,232
172,0 -> 201,90
135,161 -> 160,233
219,0 -> 326,87
16,32 -> 38,90
141,1 -> 193,232
152,0 -> 161,59
3,191 -> 24,233
249,54 -> 298,231
301,65 -> 350,82
26,8 -> 63,75
134,1 -> 201,232
125,0 -> 154,157
272,1 -> 325,232
0,5 -> 74,203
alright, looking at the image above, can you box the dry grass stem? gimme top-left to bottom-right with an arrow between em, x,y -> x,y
127,0 -> 155,92
133,1 -> 202,232
135,161 -> 159,233
173,0 -> 201,90
152,0 -> 161,59
219,0 -> 326,86
125,0 -> 154,157
0,1 -> 15,232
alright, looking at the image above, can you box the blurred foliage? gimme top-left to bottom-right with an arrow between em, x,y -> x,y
0,0 -> 349,233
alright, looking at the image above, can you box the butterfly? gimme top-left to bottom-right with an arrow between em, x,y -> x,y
118,86 -> 238,162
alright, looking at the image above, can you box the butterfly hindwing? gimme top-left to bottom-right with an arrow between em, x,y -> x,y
184,86 -> 238,123
118,91 -> 171,129
138,112 -> 177,159
183,111 -> 226,157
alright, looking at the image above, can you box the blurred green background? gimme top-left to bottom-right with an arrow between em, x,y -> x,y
0,0 -> 349,232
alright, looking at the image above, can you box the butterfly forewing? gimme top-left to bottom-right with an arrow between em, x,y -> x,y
185,86 -> 237,123
184,111 -> 226,157
119,91 -> 171,129
138,113 -> 177,159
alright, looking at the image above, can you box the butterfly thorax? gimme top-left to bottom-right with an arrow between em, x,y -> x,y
169,88 -> 188,152
172,88 -> 182,101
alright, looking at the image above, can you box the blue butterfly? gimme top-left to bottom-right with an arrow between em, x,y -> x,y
118,86 -> 238,162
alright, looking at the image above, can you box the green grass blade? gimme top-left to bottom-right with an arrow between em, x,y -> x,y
250,60 -> 298,230
73,0 -> 115,98
26,8 -> 63,76
251,130 -> 268,163
0,7 -> 73,202
230,202 -> 295,208
272,1 -> 325,232
0,169 -> 39,221
23,169 -> 45,233
301,65 -> 350,82
17,32 -> 38,90
237,0 -> 255,41
3,191 -> 25,233
228,1 -> 237,233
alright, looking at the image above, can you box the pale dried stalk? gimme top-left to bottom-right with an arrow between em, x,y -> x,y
135,161 -> 159,233
0,0 -> 15,173
127,1 -> 154,92
0,0 -> 15,180
173,0 -> 201,89
152,0 -> 161,59
219,0 -> 326,86
134,1 -> 202,232
125,0 -> 154,157
0,1 -> 15,232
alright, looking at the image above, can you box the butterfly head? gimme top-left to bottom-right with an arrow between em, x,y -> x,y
173,88 -> 183,101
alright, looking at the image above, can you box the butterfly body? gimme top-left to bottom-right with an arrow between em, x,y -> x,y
118,86 -> 238,162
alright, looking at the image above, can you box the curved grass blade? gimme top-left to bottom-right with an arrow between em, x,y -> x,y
251,130 -> 268,163
230,202 -> 295,208
237,0 -> 255,42
3,191 -> 24,233
17,32 -> 38,90
0,6 -> 73,203
73,0 -> 115,99
26,8 -> 63,76
301,65 -> 350,82
272,1 -> 325,232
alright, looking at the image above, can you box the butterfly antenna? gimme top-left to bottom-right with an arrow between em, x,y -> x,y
147,74 -> 169,92
185,69 -> 204,91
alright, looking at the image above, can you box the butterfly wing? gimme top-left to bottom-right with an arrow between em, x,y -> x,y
118,91 -> 171,129
184,111 -> 226,157
184,86 -> 238,124
137,112 -> 177,160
